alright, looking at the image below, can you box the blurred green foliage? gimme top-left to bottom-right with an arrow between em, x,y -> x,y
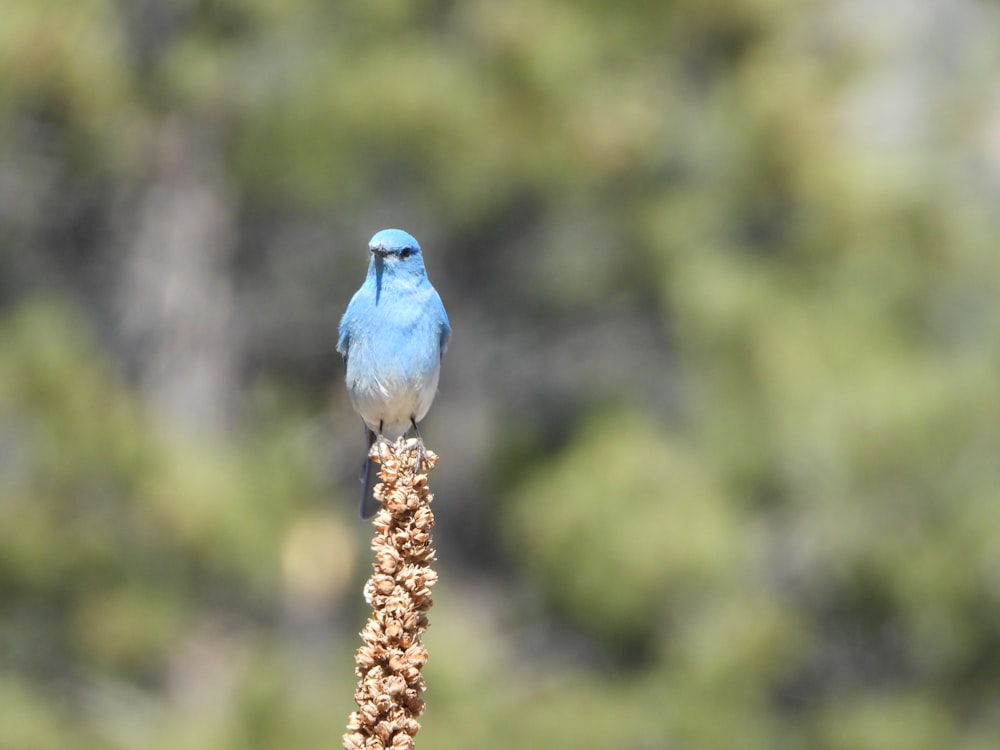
3,0 -> 1000,748
0,303 -> 353,749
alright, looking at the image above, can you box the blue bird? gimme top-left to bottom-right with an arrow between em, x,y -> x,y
337,229 -> 451,518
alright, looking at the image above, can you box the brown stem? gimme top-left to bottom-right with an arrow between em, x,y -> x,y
344,438 -> 438,750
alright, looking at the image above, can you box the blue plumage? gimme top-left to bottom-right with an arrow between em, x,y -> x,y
338,229 -> 450,517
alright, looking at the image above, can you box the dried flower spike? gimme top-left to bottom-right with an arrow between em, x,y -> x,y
344,438 -> 438,750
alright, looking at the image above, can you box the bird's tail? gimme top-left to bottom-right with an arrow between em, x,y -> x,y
359,429 -> 380,518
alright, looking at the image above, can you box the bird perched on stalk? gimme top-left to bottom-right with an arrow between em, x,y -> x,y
337,229 -> 451,517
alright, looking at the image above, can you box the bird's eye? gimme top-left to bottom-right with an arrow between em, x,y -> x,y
399,248 -> 414,259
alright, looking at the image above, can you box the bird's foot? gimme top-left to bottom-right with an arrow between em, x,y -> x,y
407,417 -> 431,471
415,437 -> 430,471
369,433 -> 390,464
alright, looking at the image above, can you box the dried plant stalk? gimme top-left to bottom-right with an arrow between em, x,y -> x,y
344,438 -> 438,750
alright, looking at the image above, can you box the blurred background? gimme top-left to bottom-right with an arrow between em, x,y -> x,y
2,0 -> 1000,748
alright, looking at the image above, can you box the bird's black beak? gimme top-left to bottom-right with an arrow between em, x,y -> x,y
370,246 -> 389,259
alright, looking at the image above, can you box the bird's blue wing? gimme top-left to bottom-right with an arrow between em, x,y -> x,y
337,296 -> 359,361
437,298 -> 451,356
336,325 -> 349,365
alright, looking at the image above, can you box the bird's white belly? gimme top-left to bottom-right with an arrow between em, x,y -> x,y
347,366 -> 440,439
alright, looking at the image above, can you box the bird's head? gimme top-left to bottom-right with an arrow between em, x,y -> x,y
368,229 -> 425,276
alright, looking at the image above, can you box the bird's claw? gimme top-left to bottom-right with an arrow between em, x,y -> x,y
369,434 -> 390,464
415,438 -> 430,471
